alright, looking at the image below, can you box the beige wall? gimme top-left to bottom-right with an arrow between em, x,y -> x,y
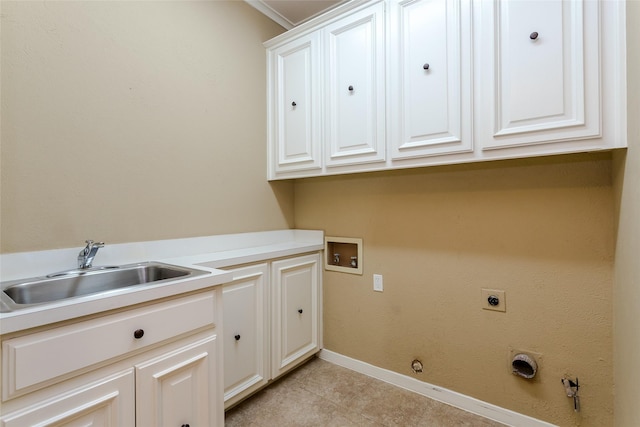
295,153 -> 615,426
613,1 -> 640,425
0,0 -> 290,253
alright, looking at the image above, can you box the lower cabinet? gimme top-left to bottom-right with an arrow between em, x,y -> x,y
136,335 -> 219,426
0,369 -> 136,427
271,254 -> 321,378
0,290 -> 223,427
1,253 -> 322,423
222,252 -> 321,408
223,263 -> 270,408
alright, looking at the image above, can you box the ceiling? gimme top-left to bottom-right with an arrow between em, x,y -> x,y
246,0 -> 345,29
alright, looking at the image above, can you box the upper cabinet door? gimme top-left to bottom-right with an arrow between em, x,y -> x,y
389,0 -> 472,160
268,31 -> 322,179
477,0 -> 601,150
325,1 -> 386,168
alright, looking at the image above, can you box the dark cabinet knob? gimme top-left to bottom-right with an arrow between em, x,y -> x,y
298,309 -> 303,314
133,329 -> 144,339
234,334 -> 241,341
423,63 -> 430,70
291,101 -> 297,107
348,85 -> 354,91
530,31 -> 539,40
181,424 -> 190,427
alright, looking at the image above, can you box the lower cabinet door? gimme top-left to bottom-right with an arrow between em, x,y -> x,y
136,334 -> 220,427
271,253 -> 320,378
223,264 -> 269,408
0,369 -> 135,427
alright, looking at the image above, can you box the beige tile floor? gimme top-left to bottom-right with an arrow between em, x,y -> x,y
225,357 -> 507,426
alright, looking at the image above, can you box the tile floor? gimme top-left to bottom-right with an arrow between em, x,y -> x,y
225,357 -> 507,426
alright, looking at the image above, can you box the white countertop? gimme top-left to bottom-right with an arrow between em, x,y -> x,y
0,230 -> 324,335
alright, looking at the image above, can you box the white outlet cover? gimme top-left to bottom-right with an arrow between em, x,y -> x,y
373,274 -> 383,292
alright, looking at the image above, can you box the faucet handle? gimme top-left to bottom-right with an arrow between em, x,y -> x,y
84,240 -> 105,248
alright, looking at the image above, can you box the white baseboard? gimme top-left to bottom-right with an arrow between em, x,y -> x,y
319,349 -> 556,427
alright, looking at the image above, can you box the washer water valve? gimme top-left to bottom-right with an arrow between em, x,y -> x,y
561,377 -> 580,412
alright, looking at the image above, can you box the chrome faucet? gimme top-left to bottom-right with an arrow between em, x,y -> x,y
77,240 -> 105,269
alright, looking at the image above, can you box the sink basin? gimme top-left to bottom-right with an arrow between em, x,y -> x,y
2,262 -> 208,307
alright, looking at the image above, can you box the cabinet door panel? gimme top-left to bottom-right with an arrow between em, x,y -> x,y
271,254 -> 320,377
325,2 -> 386,167
390,0 -> 472,159
501,1 -> 564,125
223,264 -> 269,407
0,370 -> 134,427
269,32 -> 322,177
136,335 -> 218,427
478,0 -> 600,149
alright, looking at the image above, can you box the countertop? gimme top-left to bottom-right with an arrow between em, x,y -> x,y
0,230 -> 324,335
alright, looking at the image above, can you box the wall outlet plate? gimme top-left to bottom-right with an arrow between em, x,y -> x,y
373,274 -> 383,292
481,288 -> 506,312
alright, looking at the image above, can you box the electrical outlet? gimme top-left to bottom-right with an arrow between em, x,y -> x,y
481,288 -> 506,312
373,274 -> 383,292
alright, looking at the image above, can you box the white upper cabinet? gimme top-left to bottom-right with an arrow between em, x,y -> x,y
264,0 -> 626,180
389,0 -> 472,160
267,31 -> 322,179
475,0 -> 626,154
477,0 -> 598,146
325,1 -> 386,168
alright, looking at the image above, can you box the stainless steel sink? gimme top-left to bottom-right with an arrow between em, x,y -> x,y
1,262 -> 208,308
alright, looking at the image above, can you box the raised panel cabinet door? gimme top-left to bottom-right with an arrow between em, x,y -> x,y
325,1 -> 386,167
268,31 -> 322,178
477,0 -> 600,149
271,254 -> 320,378
136,335 -> 220,427
0,369 -> 135,427
390,0 -> 472,160
223,264 -> 269,408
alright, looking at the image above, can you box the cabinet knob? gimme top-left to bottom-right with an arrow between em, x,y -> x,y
291,101 -> 297,107
298,309 -> 303,314
348,85 -> 354,92
181,424 -> 190,427
423,63 -> 430,70
234,334 -> 241,341
133,329 -> 144,339
529,31 -> 539,40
